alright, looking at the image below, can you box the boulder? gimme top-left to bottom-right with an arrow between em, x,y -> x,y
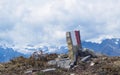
47,60 -> 57,66
57,58 -> 71,69
48,58 -> 71,69
80,48 -> 97,57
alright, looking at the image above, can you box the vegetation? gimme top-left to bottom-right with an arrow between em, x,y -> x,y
0,53 -> 120,75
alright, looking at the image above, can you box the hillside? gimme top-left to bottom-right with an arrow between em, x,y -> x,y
82,38 -> 120,56
0,52 -> 120,75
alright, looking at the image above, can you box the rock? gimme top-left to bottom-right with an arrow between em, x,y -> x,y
58,54 -> 68,59
0,64 -> 5,71
41,68 -> 56,72
113,61 -> 120,66
57,58 -> 71,69
48,60 -> 57,65
24,70 -> 32,74
48,58 -> 71,69
24,69 -> 40,74
0,64 -> 4,67
81,48 -> 97,57
70,73 -> 75,75
90,62 -> 95,66
81,55 -> 91,62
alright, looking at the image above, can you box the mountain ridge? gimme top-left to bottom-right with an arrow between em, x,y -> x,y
82,38 -> 120,56
0,38 -> 120,62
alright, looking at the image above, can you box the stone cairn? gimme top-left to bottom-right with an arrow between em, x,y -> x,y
48,30 -> 95,69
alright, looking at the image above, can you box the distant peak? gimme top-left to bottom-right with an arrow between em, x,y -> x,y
85,38 -> 120,44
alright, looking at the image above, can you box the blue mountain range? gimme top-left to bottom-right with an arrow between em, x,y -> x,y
82,38 -> 120,56
0,38 -> 120,62
0,47 -> 27,62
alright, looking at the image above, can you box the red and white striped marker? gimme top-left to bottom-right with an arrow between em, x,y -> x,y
70,30 -> 82,49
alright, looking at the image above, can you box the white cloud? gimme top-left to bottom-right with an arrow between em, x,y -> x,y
0,0 -> 120,50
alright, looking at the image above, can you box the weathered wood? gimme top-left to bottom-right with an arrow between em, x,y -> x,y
66,32 -> 74,60
74,30 -> 82,50
66,30 -> 82,65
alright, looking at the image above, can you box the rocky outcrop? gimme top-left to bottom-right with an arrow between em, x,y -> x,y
48,58 -> 71,69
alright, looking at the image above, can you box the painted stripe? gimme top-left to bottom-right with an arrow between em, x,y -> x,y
71,31 -> 77,45
75,31 -> 81,45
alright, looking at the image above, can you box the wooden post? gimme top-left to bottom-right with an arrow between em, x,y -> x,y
66,30 -> 82,65
66,32 -> 74,60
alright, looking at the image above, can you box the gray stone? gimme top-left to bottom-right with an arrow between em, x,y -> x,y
24,70 -> 32,74
41,68 -> 56,72
48,60 -> 57,65
81,48 -> 97,57
48,58 -> 71,69
81,55 -> 91,62
56,58 -> 71,69
70,73 -> 75,75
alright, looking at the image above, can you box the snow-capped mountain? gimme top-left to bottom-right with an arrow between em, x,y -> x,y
0,46 -> 27,62
0,38 -> 120,62
17,45 -> 68,54
0,45 -> 68,62
82,38 -> 120,56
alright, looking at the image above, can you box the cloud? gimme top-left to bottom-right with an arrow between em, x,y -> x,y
0,0 -> 120,50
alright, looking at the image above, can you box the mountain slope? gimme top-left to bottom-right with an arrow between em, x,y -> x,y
0,38 -> 120,62
0,47 -> 27,62
82,38 -> 120,56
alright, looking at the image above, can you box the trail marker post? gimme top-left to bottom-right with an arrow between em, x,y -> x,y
66,30 -> 82,65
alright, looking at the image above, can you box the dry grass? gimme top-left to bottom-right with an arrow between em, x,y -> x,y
0,53 -> 120,75
0,53 -> 58,75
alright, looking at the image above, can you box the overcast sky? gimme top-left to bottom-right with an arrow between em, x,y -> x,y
0,0 -> 120,49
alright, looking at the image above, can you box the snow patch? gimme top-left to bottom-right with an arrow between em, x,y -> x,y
86,35 -> 114,44
115,41 -> 118,44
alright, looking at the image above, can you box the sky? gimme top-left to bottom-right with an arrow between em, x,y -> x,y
0,0 -> 120,49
